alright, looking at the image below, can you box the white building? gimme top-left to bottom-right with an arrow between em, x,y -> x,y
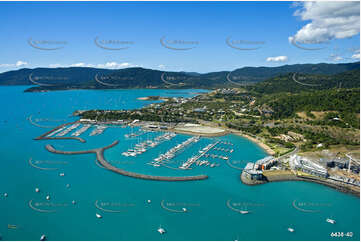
289,155 -> 328,178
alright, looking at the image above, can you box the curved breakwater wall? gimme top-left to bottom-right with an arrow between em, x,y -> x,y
45,141 -> 208,182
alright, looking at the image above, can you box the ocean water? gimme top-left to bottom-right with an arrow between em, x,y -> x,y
0,86 -> 359,241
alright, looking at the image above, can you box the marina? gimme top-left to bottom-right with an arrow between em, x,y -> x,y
0,87 -> 359,241
45,140 -> 209,181
56,123 -> 80,137
71,124 -> 91,136
179,141 -> 219,170
90,125 -> 108,136
150,136 -> 200,167
122,132 -> 176,157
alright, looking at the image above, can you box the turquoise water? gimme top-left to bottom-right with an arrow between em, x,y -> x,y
0,86 -> 359,241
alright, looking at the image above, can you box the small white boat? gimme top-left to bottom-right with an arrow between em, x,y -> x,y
147,200 -> 151,204
157,227 -> 166,234
326,218 -> 336,224
96,213 -> 102,219
40,234 -> 46,241
59,173 -> 65,177
46,195 -> 50,200
72,200 -> 76,205
182,208 -> 187,212
288,227 -> 295,232
35,188 -> 40,193
4,193 -> 8,197
239,210 -> 249,214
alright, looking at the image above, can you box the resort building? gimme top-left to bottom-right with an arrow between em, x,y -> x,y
243,162 -> 264,180
255,156 -> 276,170
289,155 -> 328,178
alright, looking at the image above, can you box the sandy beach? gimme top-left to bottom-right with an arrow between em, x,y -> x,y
229,130 -> 276,155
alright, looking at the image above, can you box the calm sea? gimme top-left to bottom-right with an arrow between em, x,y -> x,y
0,86 -> 359,241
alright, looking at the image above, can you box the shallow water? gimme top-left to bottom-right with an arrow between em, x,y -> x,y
0,86 -> 359,241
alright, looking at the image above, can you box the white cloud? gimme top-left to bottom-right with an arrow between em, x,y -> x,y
48,64 -> 63,68
96,62 -> 133,69
48,62 -> 138,69
352,53 -> 360,59
70,63 -> 95,68
351,49 -> 360,59
0,60 -> 28,68
289,1 -> 360,44
15,61 -> 28,67
330,54 -> 344,61
266,56 -> 288,62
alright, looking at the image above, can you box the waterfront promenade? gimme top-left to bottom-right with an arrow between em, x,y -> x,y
240,169 -> 360,196
45,140 -> 208,181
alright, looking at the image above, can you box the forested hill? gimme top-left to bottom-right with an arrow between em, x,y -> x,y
249,68 -> 360,94
0,62 -> 359,91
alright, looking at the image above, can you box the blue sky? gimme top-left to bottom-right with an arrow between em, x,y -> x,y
0,1 -> 359,73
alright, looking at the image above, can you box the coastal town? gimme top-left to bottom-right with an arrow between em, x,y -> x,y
69,88 -> 361,195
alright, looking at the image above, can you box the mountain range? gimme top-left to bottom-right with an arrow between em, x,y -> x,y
0,62 -> 359,92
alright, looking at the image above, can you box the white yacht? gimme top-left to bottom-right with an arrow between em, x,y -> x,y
157,227 -> 166,234
96,213 -> 102,218
35,188 -> 40,193
40,234 -> 46,241
239,210 -> 249,214
182,208 -> 187,212
46,195 -> 50,200
326,218 -> 336,224
288,228 -> 295,232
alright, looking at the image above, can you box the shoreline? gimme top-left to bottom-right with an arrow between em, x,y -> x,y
229,129 -> 275,155
241,170 -> 360,197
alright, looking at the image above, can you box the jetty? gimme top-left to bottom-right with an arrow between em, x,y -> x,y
179,141 -> 219,169
45,141 -> 208,181
34,121 -> 86,143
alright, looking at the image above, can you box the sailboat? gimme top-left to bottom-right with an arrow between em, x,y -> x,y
157,226 -> 166,234
326,218 -> 336,224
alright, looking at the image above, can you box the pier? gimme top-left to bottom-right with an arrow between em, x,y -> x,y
45,141 -> 208,181
34,121 -> 86,143
179,141 -> 219,169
